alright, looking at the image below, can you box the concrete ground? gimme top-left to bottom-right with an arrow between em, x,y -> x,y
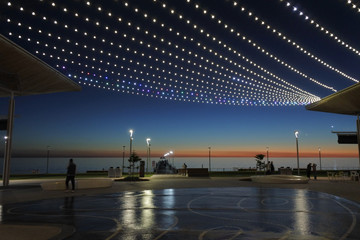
1,175 -> 360,239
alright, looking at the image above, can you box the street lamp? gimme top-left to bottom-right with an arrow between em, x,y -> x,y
3,136 -> 8,157
318,147 -> 322,170
169,150 -> 173,166
46,146 -> 50,174
122,145 -> 125,174
294,131 -> 300,175
208,147 -> 211,172
129,129 -> 133,174
146,138 -> 151,173
266,147 -> 269,164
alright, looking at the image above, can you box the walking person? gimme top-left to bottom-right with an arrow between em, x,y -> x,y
306,163 -> 312,179
66,158 -> 76,192
312,163 -> 317,180
182,163 -> 187,176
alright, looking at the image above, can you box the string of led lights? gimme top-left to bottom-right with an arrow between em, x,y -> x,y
4,22 -> 296,107
344,0 -> 360,13
3,0 -> 345,106
226,1 -> 359,83
123,0 -> 323,99
75,0 -> 319,100
170,0 -> 339,91
2,0 -> 318,105
147,0 -> 335,94
6,16 -> 311,106
4,11 -> 313,106
279,0 -> 360,57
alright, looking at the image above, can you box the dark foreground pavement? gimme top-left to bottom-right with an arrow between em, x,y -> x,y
1,175 -> 360,239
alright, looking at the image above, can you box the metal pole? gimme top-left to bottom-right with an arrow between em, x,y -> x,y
357,114 -> 360,169
318,147 -> 322,171
296,137 -> 300,175
146,145 -> 149,173
3,92 -> 15,187
122,145 -> 125,174
46,146 -> 50,174
266,147 -> 269,164
129,136 -> 132,175
208,147 -> 211,172
149,144 -> 151,173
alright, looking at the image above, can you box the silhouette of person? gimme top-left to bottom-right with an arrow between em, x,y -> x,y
312,163 -> 317,180
306,163 -> 312,179
66,158 -> 76,192
270,161 -> 275,174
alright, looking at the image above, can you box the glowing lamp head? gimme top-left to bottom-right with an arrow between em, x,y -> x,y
146,138 -> 151,145
129,129 -> 133,137
294,131 -> 299,138
169,151 -> 173,154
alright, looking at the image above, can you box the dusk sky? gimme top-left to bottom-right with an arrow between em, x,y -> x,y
1,0 -> 359,159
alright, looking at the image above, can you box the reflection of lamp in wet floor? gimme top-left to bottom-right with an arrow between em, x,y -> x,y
294,131 -> 300,175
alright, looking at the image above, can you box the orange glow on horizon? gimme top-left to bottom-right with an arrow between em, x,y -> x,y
12,147 -> 358,158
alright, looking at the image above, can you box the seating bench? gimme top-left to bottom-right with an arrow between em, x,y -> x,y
186,168 -> 209,177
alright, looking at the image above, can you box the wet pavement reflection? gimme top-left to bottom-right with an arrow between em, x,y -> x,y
2,187 -> 360,239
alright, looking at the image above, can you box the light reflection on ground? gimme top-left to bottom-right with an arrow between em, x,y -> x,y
2,187 -> 360,239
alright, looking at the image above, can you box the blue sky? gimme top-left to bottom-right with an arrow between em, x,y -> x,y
1,85 -> 357,158
1,0 -> 359,158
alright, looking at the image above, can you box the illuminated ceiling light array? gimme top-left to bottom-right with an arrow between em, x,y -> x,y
118,1 -> 318,99
228,1 -> 358,83
2,1 -> 321,106
5,11 -> 310,105
179,0 -> 338,91
14,0 -> 312,102
8,17 -> 310,106
279,0 -> 360,57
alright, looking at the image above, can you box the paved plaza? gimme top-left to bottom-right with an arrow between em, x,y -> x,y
1,176 -> 360,239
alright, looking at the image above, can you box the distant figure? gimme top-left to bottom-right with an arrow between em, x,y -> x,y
270,161 -> 275,174
183,163 -> 187,176
306,163 -> 312,179
66,158 -> 76,192
266,162 -> 271,175
312,163 -> 317,180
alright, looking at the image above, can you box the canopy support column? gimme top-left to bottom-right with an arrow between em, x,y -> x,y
3,92 -> 15,187
357,114 -> 360,169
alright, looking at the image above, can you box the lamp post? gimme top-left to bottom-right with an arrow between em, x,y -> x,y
266,147 -> 269,164
294,131 -> 300,175
3,136 -> 8,158
146,138 -> 151,173
318,147 -> 322,170
122,145 -> 125,174
208,147 -> 211,172
169,150 -> 173,166
129,129 -> 133,174
46,146 -> 50,174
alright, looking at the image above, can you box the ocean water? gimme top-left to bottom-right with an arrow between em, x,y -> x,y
0,157 -> 359,174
